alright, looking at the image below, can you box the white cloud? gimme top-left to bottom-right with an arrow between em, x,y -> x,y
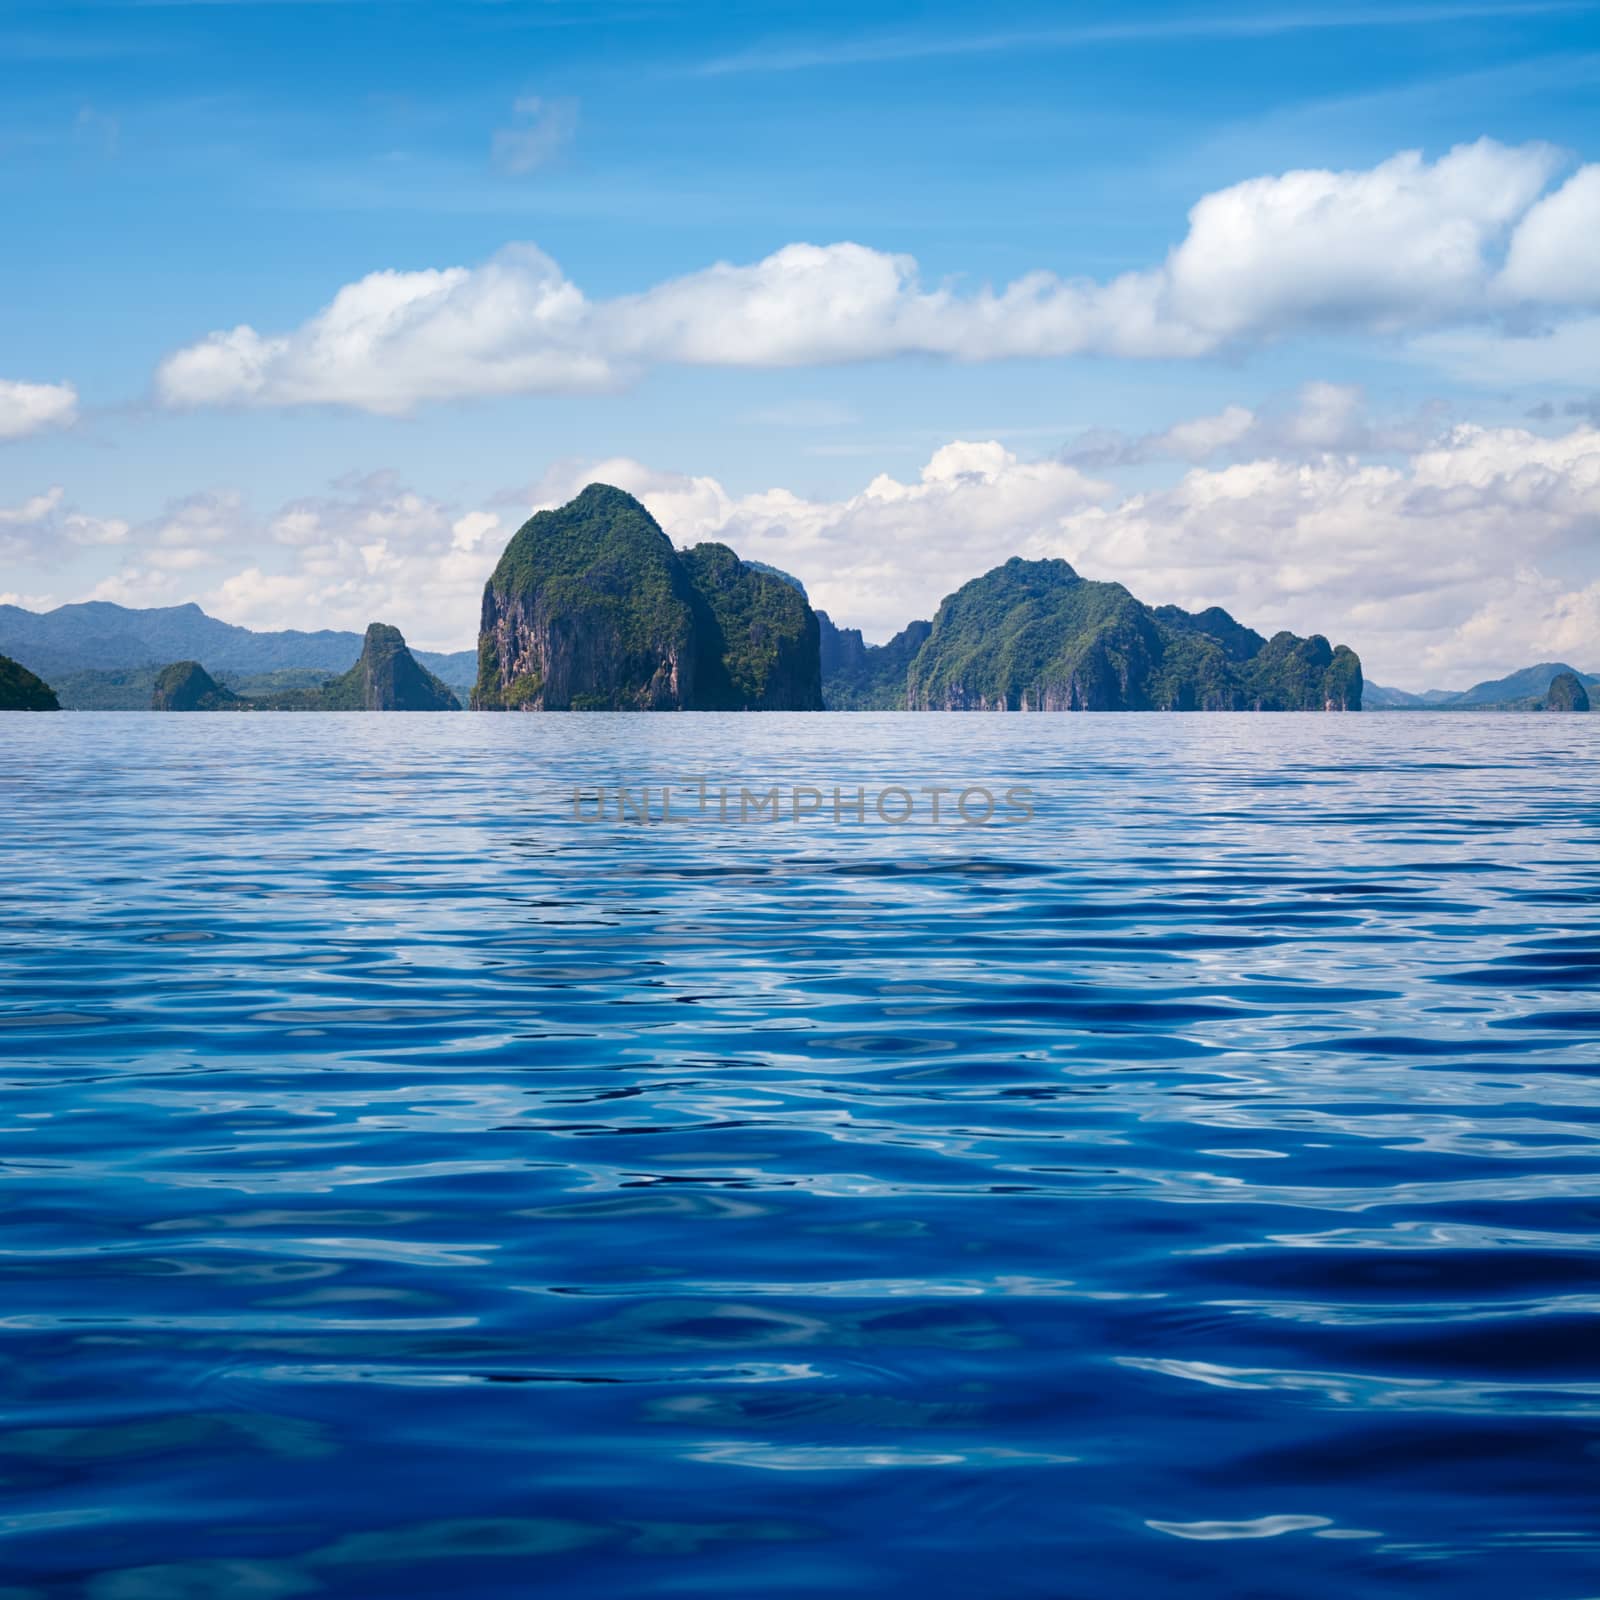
491,95 -> 578,175
0,484 -> 128,561
1498,163 -> 1600,305
1164,141 -> 1557,340
157,247 -> 607,413
1042,424 -> 1600,684
155,140 -> 1598,413
0,487 -> 65,526
0,379 -> 79,439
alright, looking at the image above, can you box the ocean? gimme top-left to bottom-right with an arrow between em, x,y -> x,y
2,712 -> 1597,1597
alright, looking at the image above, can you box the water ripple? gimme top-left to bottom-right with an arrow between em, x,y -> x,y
1,711 -> 1597,1598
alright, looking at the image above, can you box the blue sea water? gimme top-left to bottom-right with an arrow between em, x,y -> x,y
1,712 -> 1598,1599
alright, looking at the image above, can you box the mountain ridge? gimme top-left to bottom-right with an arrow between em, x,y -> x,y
1366,662 -> 1600,709
0,600 -> 476,692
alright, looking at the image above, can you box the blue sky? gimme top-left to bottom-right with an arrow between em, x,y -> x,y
3,0 -> 1599,684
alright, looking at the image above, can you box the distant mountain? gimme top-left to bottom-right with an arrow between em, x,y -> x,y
151,624 -> 461,712
1362,682 -> 1458,708
1366,662 -> 1600,710
0,601 -> 476,694
1452,662 -> 1598,707
472,484 -> 822,711
898,558 -> 1360,711
0,652 -> 58,711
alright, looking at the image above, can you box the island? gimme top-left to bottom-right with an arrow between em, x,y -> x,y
152,661 -> 247,711
472,484 -> 822,710
0,652 -> 59,711
822,559 -> 1360,711
1542,671 -> 1590,712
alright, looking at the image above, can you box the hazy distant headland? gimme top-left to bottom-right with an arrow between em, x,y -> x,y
2,483 -> 1594,715
149,625 -> 460,712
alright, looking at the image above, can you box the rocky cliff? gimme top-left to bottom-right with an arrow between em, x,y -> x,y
1542,671 -> 1590,712
818,613 -> 933,709
472,484 -> 822,711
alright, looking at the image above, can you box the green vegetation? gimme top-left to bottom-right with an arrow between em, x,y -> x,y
819,614 -> 932,709
901,557 -> 1362,711
54,665 -> 337,710
151,661 -> 246,711
0,652 -> 59,710
680,542 -> 822,709
473,484 -> 698,711
743,560 -> 808,597
473,484 -> 822,710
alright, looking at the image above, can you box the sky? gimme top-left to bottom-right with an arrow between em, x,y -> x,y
2,0 -> 1599,689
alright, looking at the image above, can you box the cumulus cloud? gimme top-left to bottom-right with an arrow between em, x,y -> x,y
0,379 -> 79,439
491,95 -> 578,175
155,140 -> 1595,413
155,247 -> 607,413
1166,140 -> 1556,338
1497,163 -> 1600,305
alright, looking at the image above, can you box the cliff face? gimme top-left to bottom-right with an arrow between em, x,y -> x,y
818,614 -> 932,710
321,623 -> 461,711
151,661 -> 245,711
472,485 -> 823,711
0,652 -> 59,711
902,558 -> 1362,712
474,485 -> 697,711
1543,671 -> 1590,712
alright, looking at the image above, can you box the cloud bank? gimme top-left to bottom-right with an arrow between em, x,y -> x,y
154,140 -> 1600,413
18,413 -> 1600,687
